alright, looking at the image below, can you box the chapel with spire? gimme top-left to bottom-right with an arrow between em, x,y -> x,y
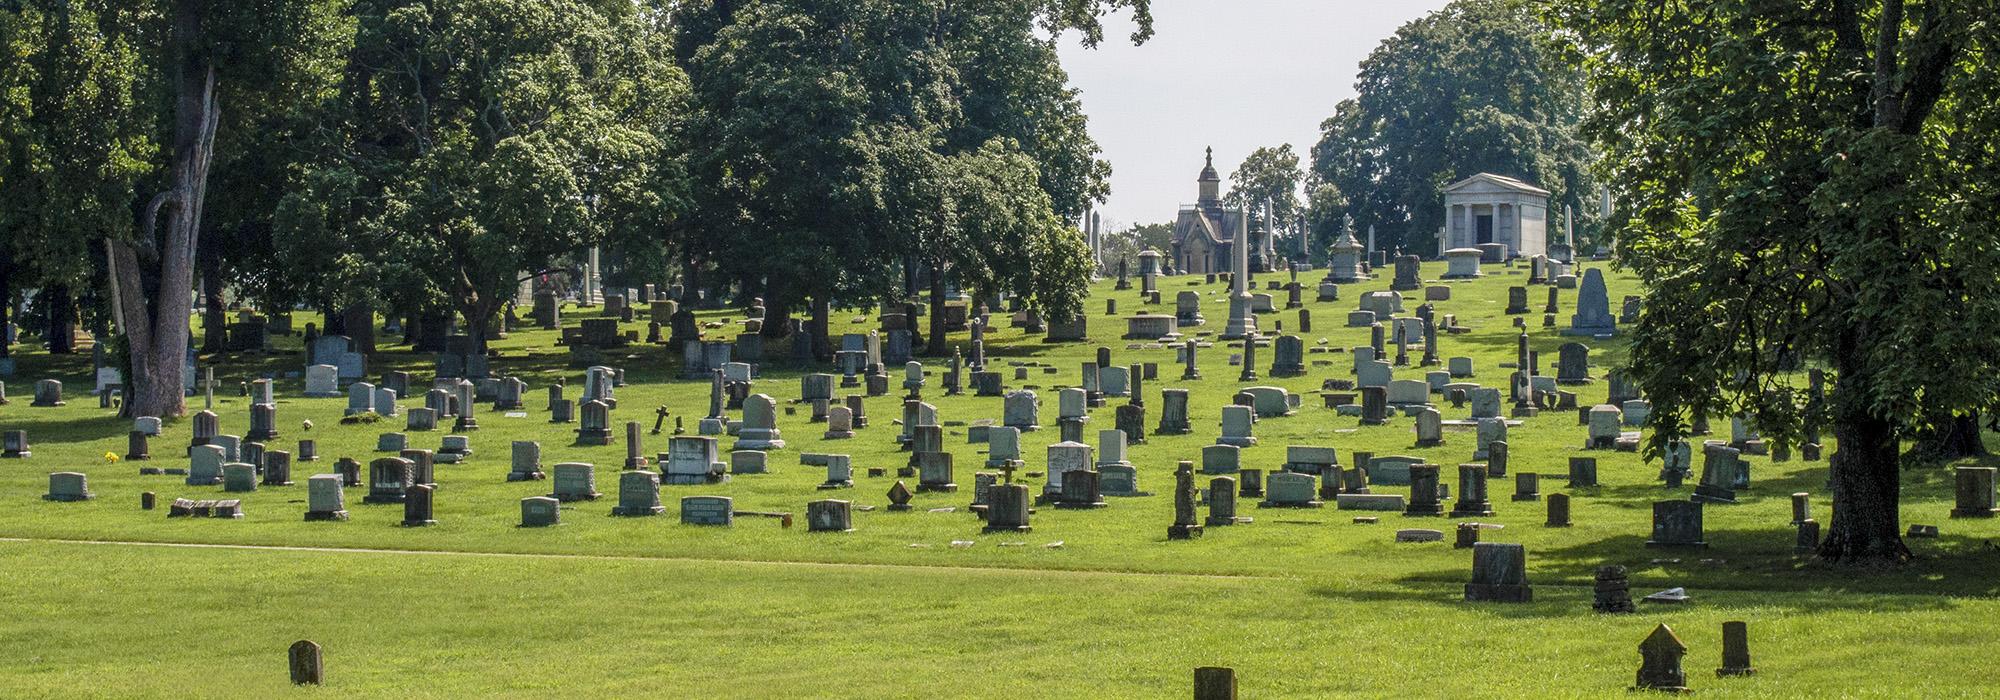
1170,147 -> 1271,274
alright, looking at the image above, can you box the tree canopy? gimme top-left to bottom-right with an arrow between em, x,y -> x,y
1550,0 -> 2000,563
1313,0 -> 1595,256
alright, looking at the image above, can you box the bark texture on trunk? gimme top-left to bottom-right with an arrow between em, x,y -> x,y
45,283 -> 74,354
1819,328 -> 1910,564
112,6 -> 216,418
811,295 -> 832,361
926,269 -> 947,357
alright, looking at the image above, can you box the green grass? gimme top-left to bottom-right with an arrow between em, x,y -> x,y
2,260 -> 1997,696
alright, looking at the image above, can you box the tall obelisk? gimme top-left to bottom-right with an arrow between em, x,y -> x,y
1221,208 -> 1258,340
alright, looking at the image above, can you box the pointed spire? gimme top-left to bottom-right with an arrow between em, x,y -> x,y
1641,624 -> 1687,653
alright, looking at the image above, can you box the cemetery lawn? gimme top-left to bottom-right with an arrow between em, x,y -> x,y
5,262 -> 1999,696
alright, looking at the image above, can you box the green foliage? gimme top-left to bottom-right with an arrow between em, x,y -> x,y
1549,0 -> 2000,449
1312,0 -> 1595,255
278,0 -> 686,338
1100,221 -> 1171,271
1302,183 -> 1351,263
1224,144 -> 1303,223
0,1 -> 152,289
673,0 -> 1126,327
1551,0 -> 2000,561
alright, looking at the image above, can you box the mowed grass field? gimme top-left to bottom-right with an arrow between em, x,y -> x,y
2,260 -> 1998,697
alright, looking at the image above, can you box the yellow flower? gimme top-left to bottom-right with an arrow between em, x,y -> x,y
104,452 -> 120,463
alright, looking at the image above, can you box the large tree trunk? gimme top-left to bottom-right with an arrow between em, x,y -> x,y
111,1 -> 216,419
1906,412 -> 1986,462
45,283 -> 75,354
926,265 -> 947,357
680,250 -> 702,305
341,303 -> 375,354
1819,328 -> 1910,564
0,253 -> 11,359
761,289 -> 791,339
811,294 -> 832,361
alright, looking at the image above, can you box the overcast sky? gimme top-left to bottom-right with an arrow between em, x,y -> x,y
1056,0 -> 1453,230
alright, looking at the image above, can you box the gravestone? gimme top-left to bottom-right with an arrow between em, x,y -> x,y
187,445 -> 227,486
1258,471 -> 1322,508
1463,542 -> 1532,603
807,499 -> 854,532
1951,466 -> 1998,518
1216,405 -> 1258,447
680,496 -> 735,526
664,435 -> 726,485
1448,464 -> 1494,518
1718,621 -> 1757,677
1647,500 -> 1706,548
1634,625 -> 1690,693
401,484 -> 437,526
1003,390 -> 1040,432
730,450 -> 767,475
262,450 -> 294,486
1564,268 -> 1617,336
304,474 -> 348,521
1205,476 -> 1240,526
1594,565 -> 1635,613
289,640 -> 323,686
1692,444 -> 1739,504
304,365 -> 340,397
1569,456 -> 1599,488
520,496 -> 562,527
1157,389 -> 1192,434
44,472 -> 93,501
550,463 -> 602,501
610,470 -> 665,516
575,400 -> 614,446
1168,461 -> 1204,539
984,483 -> 1032,533
1512,472 -> 1541,502
1,430 -> 28,458
31,379 -> 63,407
1404,464 -> 1444,516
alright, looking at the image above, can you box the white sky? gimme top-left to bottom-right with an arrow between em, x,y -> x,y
1056,0 -> 1454,230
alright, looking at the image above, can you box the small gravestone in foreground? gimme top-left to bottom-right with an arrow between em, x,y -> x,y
984,482 -> 1032,533
520,496 -> 561,527
1593,565 -> 1635,613
401,484 -> 437,526
1717,620 -> 1756,677
806,499 -> 854,532
1463,542 -> 1532,603
611,470 -> 664,516
1194,666 -> 1236,700
1633,624 -> 1690,693
1167,461 -> 1203,540
45,472 -> 94,501
289,640 -> 323,685
305,474 -> 348,521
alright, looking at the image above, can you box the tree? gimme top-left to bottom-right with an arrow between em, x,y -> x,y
671,0 -> 1146,356
1100,221 -> 1171,271
1302,183 -> 1350,264
1312,0 -> 1595,255
280,0 -> 685,355
1225,145 -> 1303,224
0,1 -> 152,362
1550,0 -> 2000,563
